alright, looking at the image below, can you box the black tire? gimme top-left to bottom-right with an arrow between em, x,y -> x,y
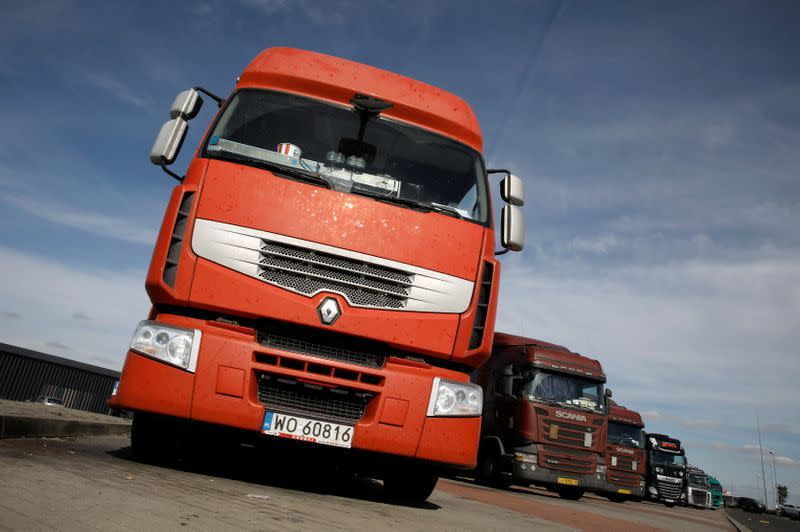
557,487 -> 585,501
131,412 -> 178,464
384,468 -> 439,503
478,447 -> 511,489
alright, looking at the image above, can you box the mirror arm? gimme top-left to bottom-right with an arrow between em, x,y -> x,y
160,162 -> 184,183
193,86 -> 225,107
494,248 -> 510,256
487,168 -> 511,176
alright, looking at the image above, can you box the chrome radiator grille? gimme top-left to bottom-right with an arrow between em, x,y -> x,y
259,240 -> 410,309
191,219 -> 474,313
657,479 -> 683,499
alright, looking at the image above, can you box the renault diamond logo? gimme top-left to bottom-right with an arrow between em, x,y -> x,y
317,297 -> 341,325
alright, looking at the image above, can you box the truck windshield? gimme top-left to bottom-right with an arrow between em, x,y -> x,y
688,472 -> 709,487
651,451 -> 686,466
203,89 -> 489,225
518,368 -> 604,413
607,421 -> 645,448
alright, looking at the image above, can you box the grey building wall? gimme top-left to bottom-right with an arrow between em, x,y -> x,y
0,343 -> 120,414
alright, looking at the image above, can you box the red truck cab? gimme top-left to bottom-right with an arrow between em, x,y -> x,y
108,47 -> 524,501
474,333 -> 610,500
599,403 -> 646,501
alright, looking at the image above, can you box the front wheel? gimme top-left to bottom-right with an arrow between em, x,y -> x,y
557,487 -> 585,501
478,448 -> 511,489
384,467 -> 439,503
131,412 -> 178,464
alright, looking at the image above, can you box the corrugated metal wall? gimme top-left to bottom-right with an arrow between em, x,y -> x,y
0,343 -> 120,414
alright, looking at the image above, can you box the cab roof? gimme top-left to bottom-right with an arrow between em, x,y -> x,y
493,332 -> 606,382
237,47 -> 483,152
609,404 -> 645,428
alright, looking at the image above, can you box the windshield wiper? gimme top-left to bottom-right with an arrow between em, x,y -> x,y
208,151 -> 331,189
556,401 -> 597,414
429,202 -> 466,220
350,190 -> 465,219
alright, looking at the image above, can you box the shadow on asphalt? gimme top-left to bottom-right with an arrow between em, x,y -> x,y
108,441 -> 441,511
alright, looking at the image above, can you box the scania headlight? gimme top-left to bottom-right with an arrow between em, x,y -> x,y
426,377 -> 482,417
130,320 -> 201,372
656,467 -> 664,474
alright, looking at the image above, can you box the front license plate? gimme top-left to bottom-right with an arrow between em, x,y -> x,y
261,411 -> 353,448
557,477 -> 580,486
618,489 -> 632,494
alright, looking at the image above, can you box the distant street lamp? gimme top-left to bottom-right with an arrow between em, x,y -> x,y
769,450 -> 778,508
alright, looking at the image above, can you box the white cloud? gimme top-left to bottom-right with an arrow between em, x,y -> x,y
682,419 -> 716,429
495,247 -> 800,411
0,246 -> 149,369
4,195 -> 156,245
78,69 -> 149,109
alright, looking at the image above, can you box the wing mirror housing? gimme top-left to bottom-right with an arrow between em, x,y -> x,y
169,89 -> 203,120
150,88 -> 207,180
501,173 -> 525,206
489,169 -> 525,253
501,204 -> 524,252
150,117 -> 188,166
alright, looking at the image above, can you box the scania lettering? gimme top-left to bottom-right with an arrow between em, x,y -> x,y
597,403 -> 646,502
474,333 -> 611,501
645,433 -> 687,506
107,47 -> 525,502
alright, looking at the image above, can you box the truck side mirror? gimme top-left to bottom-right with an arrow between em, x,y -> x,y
500,173 -> 525,206
169,89 -> 203,120
150,117 -> 188,166
502,366 -> 514,396
605,388 -> 613,398
501,204 -> 525,252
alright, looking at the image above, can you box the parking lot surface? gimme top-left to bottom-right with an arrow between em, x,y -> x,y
0,435 -> 734,531
726,507 -> 800,531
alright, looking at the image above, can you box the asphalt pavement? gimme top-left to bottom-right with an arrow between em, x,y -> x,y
727,507 -> 800,531
0,434 -> 737,531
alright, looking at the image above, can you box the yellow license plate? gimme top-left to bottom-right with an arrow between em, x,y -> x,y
557,477 -> 580,486
618,489 -> 632,494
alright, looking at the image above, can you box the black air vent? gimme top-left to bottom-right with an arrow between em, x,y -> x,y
163,191 -> 195,287
468,262 -> 493,349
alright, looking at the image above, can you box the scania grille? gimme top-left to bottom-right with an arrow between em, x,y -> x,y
539,445 -> 594,474
657,480 -> 683,499
259,240 -> 410,309
610,455 -> 636,470
542,420 -> 595,448
608,470 -> 640,487
256,323 -> 386,369
256,373 -> 373,423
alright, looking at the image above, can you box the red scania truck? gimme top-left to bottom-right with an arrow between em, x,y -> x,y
598,403 -> 646,502
474,333 -> 611,500
107,47 -> 525,501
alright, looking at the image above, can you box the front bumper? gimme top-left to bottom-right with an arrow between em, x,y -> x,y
109,314 -> 480,468
510,450 -> 606,491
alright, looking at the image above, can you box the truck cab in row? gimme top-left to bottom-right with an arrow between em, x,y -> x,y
108,47 -> 525,502
599,403 -> 646,501
473,333 -> 610,500
645,433 -> 687,506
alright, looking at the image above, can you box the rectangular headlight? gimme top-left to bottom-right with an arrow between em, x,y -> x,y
426,377 -> 483,417
129,320 -> 201,372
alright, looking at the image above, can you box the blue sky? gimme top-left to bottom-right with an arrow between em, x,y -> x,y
1,0 -> 798,504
